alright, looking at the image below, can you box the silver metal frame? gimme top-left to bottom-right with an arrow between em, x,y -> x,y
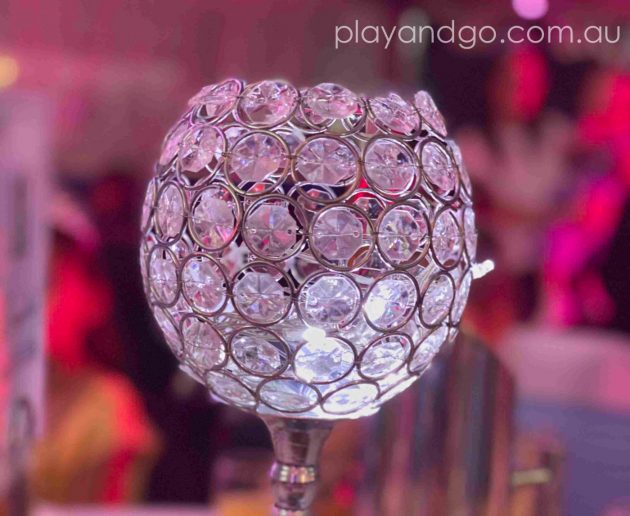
142,79 -> 478,515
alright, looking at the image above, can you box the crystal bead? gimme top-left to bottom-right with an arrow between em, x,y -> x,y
295,90 -> 329,129
159,118 -> 189,166
304,83 -> 359,119
294,336 -> 354,383
169,239 -> 190,261
231,328 -> 288,376
298,274 -> 361,329
182,316 -> 225,369
233,270 -> 290,324
409,326 -> 448,373
421,274 -> 454,326
189,79 -> 241,120
189,185 -> 238,250
414,91 -> 447,136
432,210 -> 463,268
451,270 -> 472,324
363,138 -> 418,196
368,93 -> 420,136
276,128 -> 305,154
141,180 -> 155,231
166,296 -> 191,323
259,379 -> 319,412
449,139 -> 473,196
238,80 -> 298,127
156,184 -> 185,240
244,199 -> 300,260
154,307 -> 181,355
224,125 -> 249,146
149,248 -> 178,305
350,192 -> 385,219
421,141 -> 456,195
181,255 -> 226,314
312,206 -> 370,265
364,273 -> 418,330
360,334 -> 411,379
227,132 -> 288,186
464,207 -> 477,260
378,204 -> 428,266
295,137 -> 357,185
207,372 -> 255,408
179,125 -> 225,173
323,383 -> 378,415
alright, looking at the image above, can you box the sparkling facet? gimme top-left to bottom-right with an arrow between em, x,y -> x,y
421,141 -> 456,194
149,248 -> 178,304
190,186 -> 237,250
141,180 -> 155,231
156,184 -> 184,240
169,239 -> 190,260
233,271 -> 290,324
369,93 -> 420,136
364,139 -> 418,195
410,326 -> 448,373
451,271 -> 472,324
323,383 -> 378,415
292,87 -> 328,129
207,373 -> 255,408
378,204 -> 428,266
182,316 -> 225,369
312,207 -> 369,263
244,201 -> 299,260
295,137 -> 357,185
350,192 -> 385,219
238,80 -> 298,127
299,274 -> 360,328
449,139 -> 473,196
179,125 -> 225,172
167,296 -> 191,323
259,379 -> 318,412
464,207 -> 477,260
432,210 -> 463,267
276,128 -> 305,154
224,125 -> 249,146
294,337 -> 354,383
188,84 -> 215,106
154,308 -> 181,354
304,83 -> 359,119
360,334 -> 411,379
231,328 -> 288,375
159,119 -> 189,166
140,246 -> 151,295
227,132 -> 287,184
181,256 -> 226,314
421,274 -> 454,326
364,274 -> 418,330
189,79 -> 241,119
414,91 -> 447,136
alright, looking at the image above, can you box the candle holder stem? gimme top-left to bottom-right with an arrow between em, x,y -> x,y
262,417 -> 334,515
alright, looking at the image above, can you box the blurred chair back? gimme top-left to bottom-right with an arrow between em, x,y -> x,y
356,335 -> 514,516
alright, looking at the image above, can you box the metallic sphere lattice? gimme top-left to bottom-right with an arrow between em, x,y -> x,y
140,79 -> 477,420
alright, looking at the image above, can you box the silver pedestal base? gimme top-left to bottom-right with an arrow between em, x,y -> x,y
262,417 -> 334,515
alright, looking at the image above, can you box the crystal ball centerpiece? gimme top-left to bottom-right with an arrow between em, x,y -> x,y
141,79 -> 477,421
